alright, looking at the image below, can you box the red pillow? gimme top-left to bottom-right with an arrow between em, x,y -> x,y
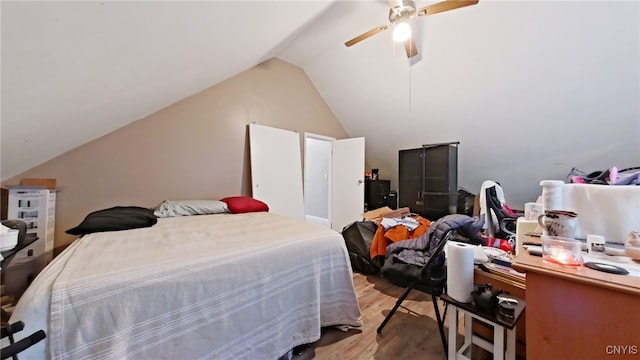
220,196 -> 269,214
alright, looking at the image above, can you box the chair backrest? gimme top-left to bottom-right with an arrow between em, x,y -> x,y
485,186 -> 519,239
419,230 -> 452,279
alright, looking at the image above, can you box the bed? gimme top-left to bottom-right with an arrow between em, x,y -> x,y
8,211 -> 362,359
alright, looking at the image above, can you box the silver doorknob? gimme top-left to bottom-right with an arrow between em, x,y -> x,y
357,179 -> 363,184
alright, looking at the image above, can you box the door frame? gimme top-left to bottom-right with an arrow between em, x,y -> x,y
303,133 -> 334,228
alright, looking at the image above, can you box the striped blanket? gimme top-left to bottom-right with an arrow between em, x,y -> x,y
10,212 -> 362,359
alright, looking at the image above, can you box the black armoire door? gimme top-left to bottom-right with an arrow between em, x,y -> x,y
398,148 -> 425,215
422,143 -> 458,219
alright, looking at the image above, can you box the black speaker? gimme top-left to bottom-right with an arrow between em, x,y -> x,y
387,191 -> 398,210
365,179 -> 390,210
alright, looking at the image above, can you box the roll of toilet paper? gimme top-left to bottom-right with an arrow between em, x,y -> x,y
540,180 -> 564,211
446,242 -> 475,303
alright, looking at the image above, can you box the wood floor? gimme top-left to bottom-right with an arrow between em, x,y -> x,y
294,272 -> 467,360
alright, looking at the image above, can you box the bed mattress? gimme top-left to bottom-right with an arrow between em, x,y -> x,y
7,212 -> 362,359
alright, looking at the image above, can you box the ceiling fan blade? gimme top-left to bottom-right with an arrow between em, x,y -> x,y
404,37 -> 418,58
417,0 -> 479,17
344,23 -> 390,47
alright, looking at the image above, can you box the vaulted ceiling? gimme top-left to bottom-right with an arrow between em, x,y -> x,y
2,1 -> 639,206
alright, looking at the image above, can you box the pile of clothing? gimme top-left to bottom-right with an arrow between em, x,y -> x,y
342,208 -> 485,276
380,214 -> 484,293
385,214 -> 485,268
369,215 -> 432,264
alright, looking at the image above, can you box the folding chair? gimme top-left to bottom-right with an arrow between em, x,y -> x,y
376,231 -> 452,358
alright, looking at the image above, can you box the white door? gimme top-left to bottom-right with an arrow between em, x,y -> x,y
249,123 -> 305,220
331,137 -> 365,232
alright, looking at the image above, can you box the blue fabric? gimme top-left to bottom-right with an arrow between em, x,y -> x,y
386,214 -> 484,267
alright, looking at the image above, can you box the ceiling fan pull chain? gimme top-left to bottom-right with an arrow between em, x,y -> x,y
409,63 -> 412,114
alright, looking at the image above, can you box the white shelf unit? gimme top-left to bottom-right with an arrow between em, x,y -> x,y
5,188 -> 56,296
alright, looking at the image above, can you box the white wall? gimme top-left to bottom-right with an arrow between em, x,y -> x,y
4,59 -> 350,250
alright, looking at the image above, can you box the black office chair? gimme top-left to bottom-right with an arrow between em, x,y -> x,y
1,321 -> 46,360
376,231 -> 451,358
1,220 -> 47,360
0,220 -> 28,270
484,186 -> 521,240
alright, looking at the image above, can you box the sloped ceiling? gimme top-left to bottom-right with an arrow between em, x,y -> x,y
2,1 -> 639,206
1,0 -> 335,179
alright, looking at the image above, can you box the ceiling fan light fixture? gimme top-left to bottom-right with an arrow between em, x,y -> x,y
393,21 -> 411,42
344,0 -> 479,58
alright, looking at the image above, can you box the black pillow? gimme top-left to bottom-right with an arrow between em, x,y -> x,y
66,206 -> 158,235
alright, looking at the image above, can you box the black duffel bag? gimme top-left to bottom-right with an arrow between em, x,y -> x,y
341,220 -> 382,274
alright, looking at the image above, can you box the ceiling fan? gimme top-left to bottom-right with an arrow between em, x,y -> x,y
345,0 -> 479,58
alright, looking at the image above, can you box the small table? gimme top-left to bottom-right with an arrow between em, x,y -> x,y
441,293 -> 525,360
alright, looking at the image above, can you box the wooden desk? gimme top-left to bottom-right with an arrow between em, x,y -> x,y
512,252 -> 640,360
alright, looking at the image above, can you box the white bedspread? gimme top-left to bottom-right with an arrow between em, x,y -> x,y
8,212 -> 362,360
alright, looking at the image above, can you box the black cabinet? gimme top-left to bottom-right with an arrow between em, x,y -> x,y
364,179 -> 393,211
398,142 -> 458,220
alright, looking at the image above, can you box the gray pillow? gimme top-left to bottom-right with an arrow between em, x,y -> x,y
154,200 -> 229,218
